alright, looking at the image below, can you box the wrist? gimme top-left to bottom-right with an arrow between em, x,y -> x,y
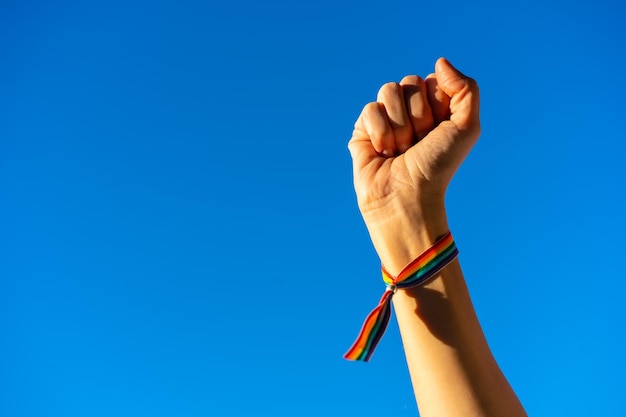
362,202 -> 450,276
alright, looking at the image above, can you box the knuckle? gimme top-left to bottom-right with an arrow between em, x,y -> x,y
361,102 -> 392,140
361,102 -> 381,124
362,101 -> 379,114
377,82 -> 401,100
400,75 -> 419,84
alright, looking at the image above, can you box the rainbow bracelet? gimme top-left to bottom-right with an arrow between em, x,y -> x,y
344,232 -> 459,362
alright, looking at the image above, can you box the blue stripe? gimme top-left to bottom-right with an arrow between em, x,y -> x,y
397,247 -> 458,289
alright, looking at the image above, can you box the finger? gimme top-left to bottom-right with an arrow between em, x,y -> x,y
425,73 -> 451,125
347,128 -> 378,173
376,82 -> 412,154
435,57 -> 480,131
355,101 -> 395,157
399,75 -> 435,141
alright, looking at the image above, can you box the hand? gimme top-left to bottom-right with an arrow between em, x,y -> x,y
347,58 -> 480,273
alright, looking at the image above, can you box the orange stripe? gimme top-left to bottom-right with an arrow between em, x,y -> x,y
344,304 -> 383,359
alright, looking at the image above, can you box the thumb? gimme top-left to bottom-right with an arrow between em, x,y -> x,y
435,57 -> 480,130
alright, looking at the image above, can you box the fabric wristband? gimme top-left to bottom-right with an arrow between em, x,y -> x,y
344,232 -> 459,362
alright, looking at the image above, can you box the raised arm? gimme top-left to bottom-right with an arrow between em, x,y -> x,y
347,58 -> 526,417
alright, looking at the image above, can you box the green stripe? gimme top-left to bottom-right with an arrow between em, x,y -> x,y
400,244 -> 457,286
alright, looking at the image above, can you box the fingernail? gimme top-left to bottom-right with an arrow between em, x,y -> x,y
382,149 -> 393,157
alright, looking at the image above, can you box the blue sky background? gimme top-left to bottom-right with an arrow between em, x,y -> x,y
1,0 -> 625,416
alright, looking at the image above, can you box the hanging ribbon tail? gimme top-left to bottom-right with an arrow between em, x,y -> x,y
344,289 -> 394,362
344,232 -> 458,362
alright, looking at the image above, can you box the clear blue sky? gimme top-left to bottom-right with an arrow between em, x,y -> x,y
1,0 -> 625,416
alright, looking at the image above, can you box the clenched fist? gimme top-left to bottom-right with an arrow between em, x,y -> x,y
347,58 -> 480,274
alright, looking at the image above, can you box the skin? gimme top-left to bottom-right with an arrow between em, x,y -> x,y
347,58 -> 527,417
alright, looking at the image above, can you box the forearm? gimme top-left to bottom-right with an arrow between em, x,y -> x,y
375,210 -> 526,416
